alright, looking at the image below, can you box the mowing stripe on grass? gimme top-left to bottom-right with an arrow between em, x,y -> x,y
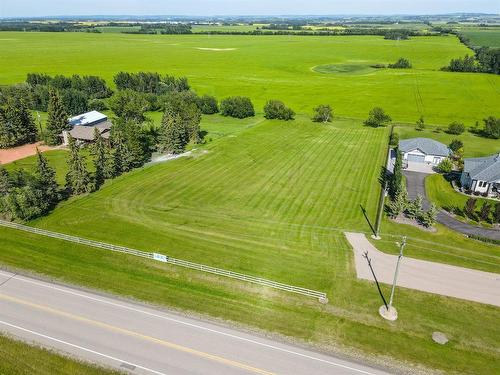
0,220 -> 328,302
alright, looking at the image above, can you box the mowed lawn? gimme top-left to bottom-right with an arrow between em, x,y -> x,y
1,32 -> 499,124
1,117 -> 499,372
32,117 -> 386,291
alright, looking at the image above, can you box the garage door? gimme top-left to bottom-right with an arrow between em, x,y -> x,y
408,154 -> 425,163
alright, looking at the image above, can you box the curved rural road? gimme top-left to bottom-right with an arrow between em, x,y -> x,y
0,270 -> 390,375
403,171 -> 500,241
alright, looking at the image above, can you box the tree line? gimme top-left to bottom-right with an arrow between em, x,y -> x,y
385,149 -> 438,228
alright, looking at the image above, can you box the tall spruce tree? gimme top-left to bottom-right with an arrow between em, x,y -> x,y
1,97 -> 38,148
158,110 -> 188,154
0,164 -> 12,195
34,149 -> 60,209
45,89 -> 69,145
91,128 -> 106,190
65,135 -> 91,195
389,148 -> 403,199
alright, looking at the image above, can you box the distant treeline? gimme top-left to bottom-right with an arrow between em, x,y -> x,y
0,21 -> 99,32
195,28 -> 433,38
122,23 -> 192,35
433,26 -> 499,75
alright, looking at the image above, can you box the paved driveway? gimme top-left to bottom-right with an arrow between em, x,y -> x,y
345,232 -> 500,306
403,171 -> 500,241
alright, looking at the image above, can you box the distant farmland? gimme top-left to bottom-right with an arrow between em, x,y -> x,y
1,32 -> 499,125
460,28 -> 500,48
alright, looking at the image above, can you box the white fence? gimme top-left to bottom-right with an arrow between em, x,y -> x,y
0,220 -> 328,303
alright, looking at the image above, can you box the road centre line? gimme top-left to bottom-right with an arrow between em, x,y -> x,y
0,270 -> 376,375
0,293 -> 275,375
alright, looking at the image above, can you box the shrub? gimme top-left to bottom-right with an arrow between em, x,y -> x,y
483,116 -> 500,139
437,158 -> 453,173
449,139 -> 463,152
264,100 -> 295,120
220,96 -> 255,119
364,107 -> 391,128
388,58 -> 412,69
447,121 -> 465,135
198,95 -> 219,115
464,198 -> 477,220
312,104 -> 333,123
389,132 -> 399,147
415,116 -> 425,131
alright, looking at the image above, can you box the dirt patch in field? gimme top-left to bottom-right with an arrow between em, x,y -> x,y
312,63 -> 376,75
195,47 -> 237,51
0,142 -> 60,164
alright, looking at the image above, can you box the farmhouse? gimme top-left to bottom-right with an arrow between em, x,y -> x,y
399,138 -> 450,166
460,153 -> 500,196
61,111 -> 112,145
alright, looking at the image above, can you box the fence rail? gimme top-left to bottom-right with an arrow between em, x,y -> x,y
0,220 -> 328,303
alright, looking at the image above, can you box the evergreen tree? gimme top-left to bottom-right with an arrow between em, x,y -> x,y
45,89 -> 69,145
0,96 -> 37,148
479,202 -> 491,223
387,189 -> 408,218
91,128 -> 106,190
65,135 -> 91,195
494,202 -> 500,224
406,196 -> 423,220
0,164 -> 12,195
34,149 -> 60,209
388,148 -> 403,199
420,204 -> 438,228
464,198 -> 477,220
103,146 -> 118,179
158,110 -> 188,154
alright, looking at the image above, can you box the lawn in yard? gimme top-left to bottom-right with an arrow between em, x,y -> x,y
395,125 -> 500,157
1,32 -> 499,125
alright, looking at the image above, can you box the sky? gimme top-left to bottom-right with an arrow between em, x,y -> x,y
0,0 -> 498,17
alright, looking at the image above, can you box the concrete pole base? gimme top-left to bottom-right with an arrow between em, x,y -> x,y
379,305 -> 398,321
371,234 -> 381,240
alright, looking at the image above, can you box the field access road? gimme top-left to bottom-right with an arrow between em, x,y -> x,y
345,232 -> 500,307
0,270 -> 389,375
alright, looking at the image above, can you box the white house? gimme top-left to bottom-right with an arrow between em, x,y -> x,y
61,110 -> 112,145
399,138 -> 451,166
460,153 -> 500,196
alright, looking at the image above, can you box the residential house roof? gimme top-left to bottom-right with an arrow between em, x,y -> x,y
68,111 -> 108,127
399,138 -> 451,157
67,121 -> 112,141
463,153 -> 500,182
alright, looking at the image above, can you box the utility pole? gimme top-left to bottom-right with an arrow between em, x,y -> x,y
378,235 -> 405,320
388,236 -> 406,309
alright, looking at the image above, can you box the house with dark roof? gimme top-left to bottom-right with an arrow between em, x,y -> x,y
399,138 -> 451,166
61,111 -> 112,145
460,152 -> 500,196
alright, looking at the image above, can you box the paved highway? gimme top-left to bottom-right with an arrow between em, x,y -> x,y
0,270 -> 392,375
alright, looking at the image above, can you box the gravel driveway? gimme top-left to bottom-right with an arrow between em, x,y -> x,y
345,232 -> 500,307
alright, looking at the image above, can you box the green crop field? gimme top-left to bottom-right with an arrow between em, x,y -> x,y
459,28 -> 500,48
0,334 -> 121,375
1,32 -> 499,125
